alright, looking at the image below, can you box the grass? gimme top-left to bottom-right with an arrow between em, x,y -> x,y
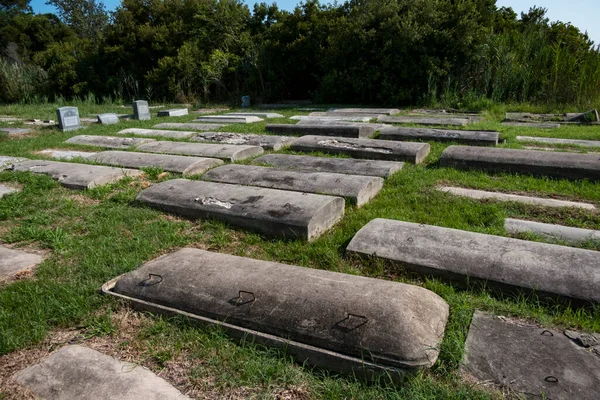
1,103 -> 599,398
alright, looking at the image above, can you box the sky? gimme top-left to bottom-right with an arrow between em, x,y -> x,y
29,0 -> 599,44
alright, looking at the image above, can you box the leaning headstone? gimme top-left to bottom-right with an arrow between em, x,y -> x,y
12,160 -> 143,189
0,156 -> 27,170
438,186 -> 595,210
37,149 -> 97,160
190,132 -> 296,150
377,115 -> 469,126
0,127 -> 32,135
153,123 -> 229,131
132,100 -> 151,120
226,112 -> 284,118
65,135 -> 156,149
157,108 -> 189,117
203,165 -> 384,206
137,179 -> 345,241
97,113 -> 119,125
117,128 -> 196,139
194,115 -> 263,124
0,245 -> 45,279
253,154 -> 404,178
289,135 -> 430,163
135,141 -> 263,161
56,106 -> 81,132
105,248 -> 449,379
266,124 -> 375,138
0,184 -> 18,199
13,345 -> 190,400
462,311 -> 600,400
89,151 -> 223,176
439,146 -> 600,181
379,127 -> 499,146
346,219 -> 600,303
505,218 -> 600,244
516,136 -> 600,148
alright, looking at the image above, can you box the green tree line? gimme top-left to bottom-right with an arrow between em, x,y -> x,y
1,0 -> 599,107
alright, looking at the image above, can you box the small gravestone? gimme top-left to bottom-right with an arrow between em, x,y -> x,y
97,113 -> 119,125
157,108 -> 188,117
56,107 -> 81,132
0,127 -> 32,135
132,100 -> 151,120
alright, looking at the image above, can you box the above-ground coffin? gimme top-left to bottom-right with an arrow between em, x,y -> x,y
103,248 -> 449,379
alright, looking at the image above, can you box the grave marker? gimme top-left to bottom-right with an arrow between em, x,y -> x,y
379,127 -> 499,146
153,122 -> 228,131
97,113 -> 119,125
516,136 -> 600,148
157,108 -> 189,117
191,132 -> 296,150
378,115 -> 469,126
0,245 -> 45,279
135,141 -> 263,161
505,218 -> 600,244
132,100 -> 151,120
194,115 -> 263,124
266,124 -> 374,138
56,106 -> 81,132
226,112 -> 284,118
65,135 -> 156,149
117,128 -> 196,139
0,184 -> 18,199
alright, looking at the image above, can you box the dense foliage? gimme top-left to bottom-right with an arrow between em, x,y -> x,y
1,0 -> 599,107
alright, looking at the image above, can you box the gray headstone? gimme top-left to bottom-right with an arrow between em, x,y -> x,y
194,115 -> 263,124
65,135 -> 156,149
132,100 -> 151,120
190,132 -> 296,150
13,345 -> 190,400
0,245 -> 45,278
12,160 -> 143,190
226,112 -> 284,118
0,156 -> 27,170
289,135 -> 430,163
505,218 -> 600,244
135,141 -> 264,161
328,108 -> 400,115
437,186 -> 595,209
37,149 -> 97,160
0,184 -> 19,199
502,122 -> 560,129
439,146 -> 600,181
346,219 -> 600,303
377,115 -> 469,126
0,127 -> 32,135
117,128 -> 196,139
463,311 -> 600,400
516,136 -> 600,148
137,179 -> 345,241
379,127 -> 499,146
109,248 -> 449,376
266,124 -> 375,139
56,106 -> 81,132
157,108 -> 189,117
153,123 -> 229,131
88,151 -> 223,176
253,154 -> 404,178
203,164 -> 384,206
97,113 -> 119,125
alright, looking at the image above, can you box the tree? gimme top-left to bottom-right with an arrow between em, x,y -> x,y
46,0 -> 107,40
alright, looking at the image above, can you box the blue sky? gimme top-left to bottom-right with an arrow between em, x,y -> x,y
30,0 -> 599,44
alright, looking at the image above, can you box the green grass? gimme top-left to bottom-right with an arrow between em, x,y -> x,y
1,103 -> 599,398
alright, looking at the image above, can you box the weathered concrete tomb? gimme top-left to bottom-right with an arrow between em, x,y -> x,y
12,160 -> 143,190
203,164 -> 384,206
104,248 -> 449,378
117,128 -> 197,139
0,184 -> 19,199
289,135 -> 430,163
37,149 -> 97,160
502,121 -> 560,129
134,141 -> 263,161
377,115 -> 469,126
308,111 -> 384,119
0,127 -> 32,135
157,108 -> 189,117
439,146 -> 600,181
153,122 -> 229,131
346,219 -> 600,303
328,107 -> 400,115
0,245 -> 45,279
295,119 -> 390,131
137,179 -> 345,240
266,123 -> 375,138
438,186 -> 595,210
0,156 -> 27,170
226,112 -> 284,118
516,136 -> 600,148
65,135 -> 156,149
194,115 -> 263,124
191,132 -> 296,150
13,345 -> 190,400
97,113 -> 119,125
462,311 -> 600,400
253,154 -> 404,178
505,218 -> 600,244
290,115 -> 372,123
89,151 -> 223,176
379,127 -> 499,146
132,100 -> 151,120
56,106 -> 81,132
